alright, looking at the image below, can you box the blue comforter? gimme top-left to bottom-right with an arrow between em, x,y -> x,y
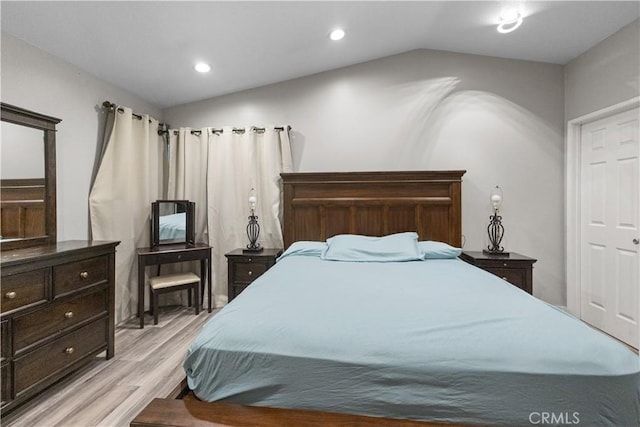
184,255 -> 640,426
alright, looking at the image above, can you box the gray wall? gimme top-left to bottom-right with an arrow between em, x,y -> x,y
1,33 -> 163,241
165,49 -> 566,305
565,19 -> 640,121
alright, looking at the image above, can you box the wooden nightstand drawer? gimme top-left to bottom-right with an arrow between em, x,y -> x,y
1,269 -> 48,314
53,256 -> 108,296
233,261 -> 268,283
460,251 -> 536,294
13,288 -> 108,353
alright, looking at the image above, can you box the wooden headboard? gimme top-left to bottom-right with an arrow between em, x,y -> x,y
281,171 -> 465,248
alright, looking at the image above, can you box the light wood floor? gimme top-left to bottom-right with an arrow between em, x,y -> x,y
2,306 -> 218,427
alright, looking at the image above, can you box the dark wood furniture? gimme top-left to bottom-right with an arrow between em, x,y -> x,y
459,251 -> 537,294
225,248 -> 281,302
0,240 -> 119,414
1,103 -> 60,251
137,243 -> 212,328
281,171 -> 465,248
131,398 -> 454,427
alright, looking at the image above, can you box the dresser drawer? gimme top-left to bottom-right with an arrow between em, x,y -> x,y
1,269 -> 48,314
14,318 -> 107,397
1,362 -> 10,405
53,256 -> 108,296
13,288 -> 108,352
484,267 -> 526,289
1,321 -> 8,362
233,261 -> 267,283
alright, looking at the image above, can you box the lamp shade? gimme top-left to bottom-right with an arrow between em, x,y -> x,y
490,185 -> 503,211
248,188 -> 257,210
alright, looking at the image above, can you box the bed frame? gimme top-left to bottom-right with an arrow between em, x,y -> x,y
281,170 -> 466,247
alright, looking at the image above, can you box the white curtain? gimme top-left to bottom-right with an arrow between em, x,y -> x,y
89,107 -> 163,323
168,126 -> 292,307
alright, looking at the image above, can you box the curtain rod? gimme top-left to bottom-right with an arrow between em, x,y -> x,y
183,126 -> 291,136
102,101 -> 168,128
103,101 -> 290,136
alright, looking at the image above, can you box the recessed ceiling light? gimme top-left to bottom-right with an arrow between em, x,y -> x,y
497,9 -> 523,34
194,62 -> 211,73
329,29 -> 345,41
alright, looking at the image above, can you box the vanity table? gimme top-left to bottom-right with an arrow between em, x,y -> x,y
136,243 -> 212,328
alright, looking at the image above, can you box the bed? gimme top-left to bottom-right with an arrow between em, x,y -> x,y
184,171 -> 640,426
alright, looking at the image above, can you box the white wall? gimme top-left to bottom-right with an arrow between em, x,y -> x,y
565,19 -> 640,120
165,49 -> 565,305
1,33 -> 163,241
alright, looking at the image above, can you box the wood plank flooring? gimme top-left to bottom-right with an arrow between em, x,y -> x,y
2,306 -> 218,427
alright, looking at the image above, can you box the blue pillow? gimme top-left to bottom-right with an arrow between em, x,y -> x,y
321,232 -> 421,262
278,241 -> 326,261
418,241 -> 462,259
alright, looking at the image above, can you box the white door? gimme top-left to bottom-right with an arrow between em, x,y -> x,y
580,107 -> 639,348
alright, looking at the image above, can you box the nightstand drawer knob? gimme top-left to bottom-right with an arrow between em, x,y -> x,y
502,277 -> 508,281
248,271 -> 253,276
64,347 -> 75,355
64,311 -> 74,319
5,291 -> 16,299
503,263 -> 508,267
634,238 -> 639,245
80,271 -> 89,279
248,258 -> 252,262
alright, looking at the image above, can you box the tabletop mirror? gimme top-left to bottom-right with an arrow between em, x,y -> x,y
1,103 -> 61,251
150,200 -> 195,247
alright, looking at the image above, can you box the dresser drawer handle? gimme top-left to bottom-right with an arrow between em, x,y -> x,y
79,271 -> 89,279
5,291 -> 16,299
64,311 -> 74,319
248,258 -> 252,262
248,271 -> 253,276
64,347 -> 75,355
503,263 -> 508,267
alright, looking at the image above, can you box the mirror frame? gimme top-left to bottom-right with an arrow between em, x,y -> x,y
1,103 -> 61,251
150,200 -> 195,248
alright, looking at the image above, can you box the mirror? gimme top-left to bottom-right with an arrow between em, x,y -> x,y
150,200 -> 195,247
1,103 -> 60,251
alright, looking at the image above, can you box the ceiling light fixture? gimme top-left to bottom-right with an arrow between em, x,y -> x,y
497,9 -> 523,34
329,29 -> 345,41
194,62 -> 211,73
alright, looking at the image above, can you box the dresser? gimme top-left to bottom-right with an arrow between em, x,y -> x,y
225,248 -> 281,302
0,240 -> 119,414
459,251 -> 537,294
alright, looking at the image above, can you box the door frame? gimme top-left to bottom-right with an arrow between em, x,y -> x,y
566,96 -> 639,317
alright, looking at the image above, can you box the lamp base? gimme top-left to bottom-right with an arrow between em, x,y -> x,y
483,249 -> 510,257
243,247 -> 264,254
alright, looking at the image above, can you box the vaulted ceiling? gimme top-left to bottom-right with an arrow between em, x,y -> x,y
2,1 -> 638,108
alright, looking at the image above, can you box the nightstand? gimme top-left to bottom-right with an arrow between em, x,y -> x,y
225,248 -> 282,302
459,251 -> 537,294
